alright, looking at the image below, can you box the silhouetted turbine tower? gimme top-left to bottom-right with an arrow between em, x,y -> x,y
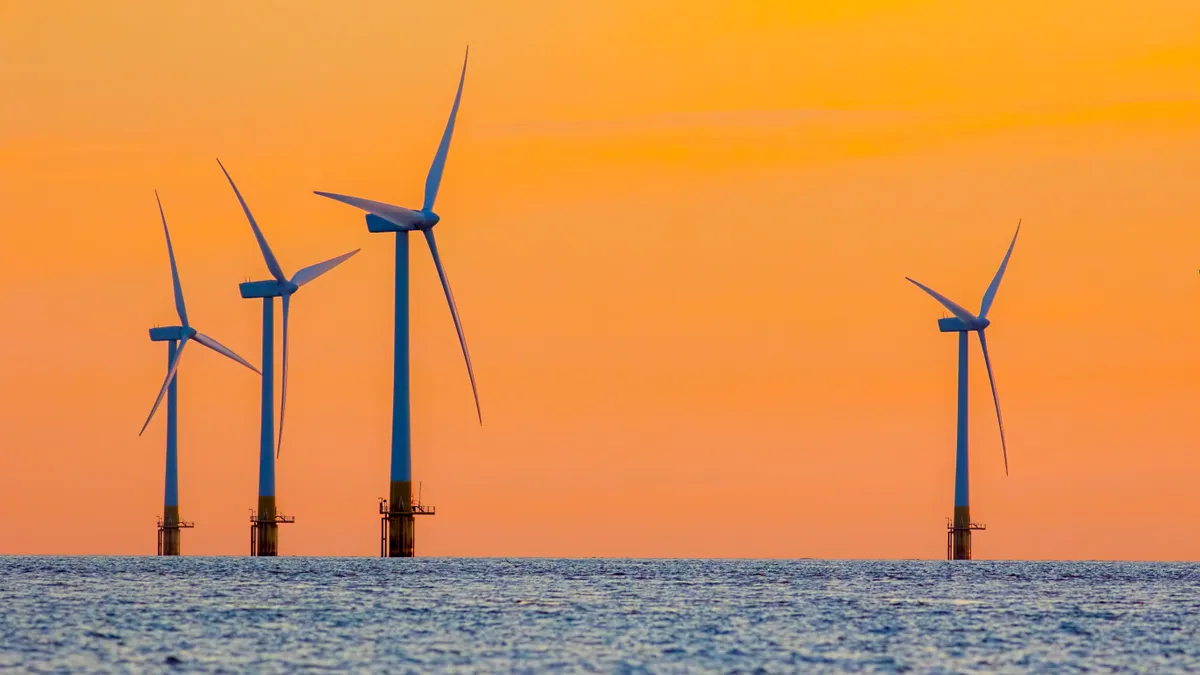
140,191 -> 260,556
217,160 -> 359,556
314,47 -> 480,557
907,222 -> 1020,560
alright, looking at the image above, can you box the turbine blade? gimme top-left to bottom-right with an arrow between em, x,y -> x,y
313,192 -> 424,229
216,159 -> 287,283
423,46 -> 469,212
193,332 -> 261,375
423,229 -> 482,423
905,277 -> 979,324
978,330 -> 1009,475
155,191 -> 188,328
291,249 -> 360,287
139,337 -> 190,436
979,220 -> 1022,319
277,293 -> 290,458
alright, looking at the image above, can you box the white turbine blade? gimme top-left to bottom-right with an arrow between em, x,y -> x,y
905,277 -> 979,325
277,294 -> 290,458
423,46 -> 469,212
291,249 -> 360,287
217,159 -> 288,283
313,192 -> 424,229
193,332 -> 261,375
155,191 -> 188,328
139,337 -> 190,436
423,229 -> 482,423
978,330 -> 1009,475
979,220 -> 1022,320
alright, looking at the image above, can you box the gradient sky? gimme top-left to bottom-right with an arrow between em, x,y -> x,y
1,0 -> 1199,559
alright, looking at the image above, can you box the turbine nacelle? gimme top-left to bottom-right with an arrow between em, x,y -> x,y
365,210 -> 439,233
149,325 -> 188,342
937,316 -> 990,333
238,279 -> 300,299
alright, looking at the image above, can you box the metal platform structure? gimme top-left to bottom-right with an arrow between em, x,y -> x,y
249,509 -> 295,557
379,495 -> 435,558
946,518 -> 986,560
156,516 -> 194,556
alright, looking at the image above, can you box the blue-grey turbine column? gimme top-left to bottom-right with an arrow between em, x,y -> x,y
935,317 -> 975,560
953,328 -> 970,559
235,278 -> 294,557
164,338 -> 181,551
390,232 -> 415,556
257,296 -> 278,554
147,323 -> 194,555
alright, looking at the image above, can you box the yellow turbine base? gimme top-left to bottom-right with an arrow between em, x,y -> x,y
387,481 -> 415,558
160,505 -> 181,556
253,495 -> 278,557
952,505 -> 972,561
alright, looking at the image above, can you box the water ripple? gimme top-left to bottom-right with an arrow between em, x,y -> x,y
0,558 -> 1197,672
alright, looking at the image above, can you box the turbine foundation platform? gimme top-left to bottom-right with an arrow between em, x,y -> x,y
380,484 -> 435,558
157,506 -> 194,556
249,497 -> 294,556
946,508 -> 986,560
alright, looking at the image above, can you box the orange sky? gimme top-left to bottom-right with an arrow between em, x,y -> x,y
1,0 -> 1199,559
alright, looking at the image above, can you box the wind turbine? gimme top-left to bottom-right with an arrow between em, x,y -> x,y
313,47 -> 479,557
217,159 -> 360,556
140,191 -> 260,556
906,221 -> 1020,561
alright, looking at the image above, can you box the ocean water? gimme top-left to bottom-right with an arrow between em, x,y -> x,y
0,558 -> 1197,673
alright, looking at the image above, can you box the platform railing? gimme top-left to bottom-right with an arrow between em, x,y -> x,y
248,511 -> 295,556
156,517 -> 195,556
945,518 -> 987,560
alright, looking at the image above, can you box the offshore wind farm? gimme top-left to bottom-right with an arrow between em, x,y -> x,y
7,46 -> 1182,564
130,52 -> 482,560
4,2 -> 1200,671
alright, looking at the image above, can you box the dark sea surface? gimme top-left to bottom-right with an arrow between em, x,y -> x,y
0,557 -> 1197,673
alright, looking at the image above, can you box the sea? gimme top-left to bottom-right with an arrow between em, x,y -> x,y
0,557 -> 1196,673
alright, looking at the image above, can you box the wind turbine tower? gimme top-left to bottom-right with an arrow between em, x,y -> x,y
140,192 -> 260,555
314,47 -> 481,557
217,160 -> 360,556
907,222 -> 1020,560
